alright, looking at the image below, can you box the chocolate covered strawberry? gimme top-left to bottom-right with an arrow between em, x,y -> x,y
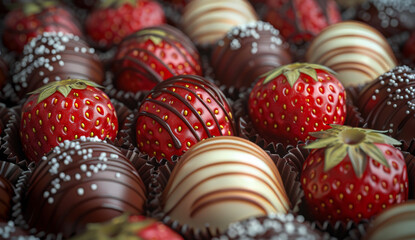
136,75 -> 235,161
72,214 -> 183,240
20,79 -> 118,163
264,0 -> 341,44
248,63 -> 346,146
113,24 -> 202,92
85,0 -> 165,49
301,125 -> 408,224
2,1 -> 82,53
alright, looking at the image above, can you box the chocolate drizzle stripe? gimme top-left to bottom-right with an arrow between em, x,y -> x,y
163,171 -> 287,216
137,108 -> 186,149
190,190 -> 270,218
124,48 -> 177,76
327,63 -> 381,79
164,160 -> 285,203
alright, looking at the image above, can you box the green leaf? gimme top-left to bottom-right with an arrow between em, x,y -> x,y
360,142 -> 390,169
57,86 -> 71,98
348,145 -> 366,178
284,69 -> 301,87
305,136 -> 338,149
300,67 -> 318,82
262,66 -> 285,85
324,143 -> 348,171
37,87 -> 58,103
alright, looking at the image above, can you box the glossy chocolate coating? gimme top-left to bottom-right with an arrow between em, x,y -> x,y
23,137 -> 147,238
355,0 -> 415,38
12,32 -> 104,99
162,136 -> 290,233
0,177 -> 13,222
216,213 -> 324,240
358,65 -> 415,143
211,21 -> 292,88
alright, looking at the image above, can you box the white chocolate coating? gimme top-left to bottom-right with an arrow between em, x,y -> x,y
306,21 -> 397,87
364,201 -> 415,240
161,136 -> 290,233
181,0 -> 258,46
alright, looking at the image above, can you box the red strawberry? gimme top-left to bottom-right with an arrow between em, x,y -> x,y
264,0 -> 341,44
136,75 -> 235,161
72,214 -> 183,240
301,125 -> 408,224
2,1 -> 82,54
20,79 -> 118,163
248,63 -> 346,146
85,0 -> 166,49
113,24 -> 202,92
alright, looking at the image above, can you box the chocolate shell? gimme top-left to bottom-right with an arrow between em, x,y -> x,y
112,24 -> 202,92
215,213 -> 325,240
23,137 -> 147,238
364,200 -> 415,240
181,0 -> 258,46
211,21 -> 292,89
0,177 -> 13,222
161,136 -> 290,234
306,21 -> 397,87
358,65 -> 415,144
355,0 -> 415,38
12,32 -> 104,99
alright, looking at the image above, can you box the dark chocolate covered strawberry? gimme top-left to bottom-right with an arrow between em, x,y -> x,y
301,125 -> 408,224
248,63 -> 346,146
20,79 -> 118,163
136,75 -> 235,161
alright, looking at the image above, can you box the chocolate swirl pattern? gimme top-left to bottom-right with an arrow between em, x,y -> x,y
364,200 -> 415,240
13,32 -> 104,99
23,137 -> 147,238
211,21 -> 292,88
161,136 -> 290,233
358,65 -> 415,143
306,21 -> 397,87
181,0 -> 258,46
136,75 -> 235,161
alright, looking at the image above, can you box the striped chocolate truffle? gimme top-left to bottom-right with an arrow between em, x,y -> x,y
357,65 -> 415,143
23,137 -> 147,238
12,32 -> 104,99
161,136 -> 290,233
364,200 -> 415,240
0,177 -> 13,222
181,0 -> 258,46
211,21 -> 292,88
306,21 -> 397,87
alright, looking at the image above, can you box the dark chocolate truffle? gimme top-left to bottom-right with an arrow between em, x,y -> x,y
112,24 -> 202,92
211,21 -> 292,88
355,0 -> 415,38
0,177 -> 13,222
12,32 -> 104,99
23,137 -> 147,238
215,213 -> 324,240
358,65 -> 415,143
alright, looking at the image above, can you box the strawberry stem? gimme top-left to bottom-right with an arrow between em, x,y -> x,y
339,129 -> 365,145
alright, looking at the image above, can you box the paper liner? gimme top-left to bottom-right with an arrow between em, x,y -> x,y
0,220 -> 40,240
147,151 -> 304,240
0,82 -> 20,107
0,161 -> 23,185
103,71 -> 149,110
110,98 -> 132,145
1,106 -> 30,170
117,110 -> 139,151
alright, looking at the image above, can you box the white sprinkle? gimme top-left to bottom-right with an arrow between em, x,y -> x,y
91,184 -> 98,190
77,188 -> 84,196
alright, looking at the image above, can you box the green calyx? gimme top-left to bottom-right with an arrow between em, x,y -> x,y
305,125 -> 401,178
99,0 -> 137,8
261,63 -> 336,86
70,214 -> 153,240
135,29 -> 168,45
29,79 -> 102,104
20,0 -> 58,15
